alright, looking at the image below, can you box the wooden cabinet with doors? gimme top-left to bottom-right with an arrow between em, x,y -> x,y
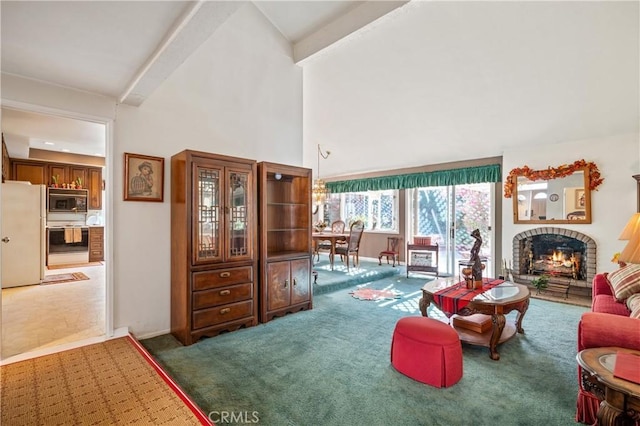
10,159 -> 102,210
2,134 -> 10,182
12,160 -> 47,184
171,149 -> 258,345
258,162 -> 312,323
87,168 -> 102,210
49,164 -> 87,189
88,226 -> 104,262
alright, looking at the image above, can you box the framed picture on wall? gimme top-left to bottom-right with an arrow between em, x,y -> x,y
123,152 -> 164,202
575,189 -> 586,209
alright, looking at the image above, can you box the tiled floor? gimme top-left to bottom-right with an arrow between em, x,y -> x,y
1,264 -> 105,359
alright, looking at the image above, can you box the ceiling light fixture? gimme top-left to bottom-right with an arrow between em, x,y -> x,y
44,141 -> 54,145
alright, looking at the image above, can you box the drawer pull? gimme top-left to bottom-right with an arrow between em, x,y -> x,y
284,279 -> 289,288
220,308 -> 231,314
293,278 -> 297,286
220,272 -> 231,278
219,290 -> 231,296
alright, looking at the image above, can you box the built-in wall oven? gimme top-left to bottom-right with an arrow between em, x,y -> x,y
47,226 -> 89,266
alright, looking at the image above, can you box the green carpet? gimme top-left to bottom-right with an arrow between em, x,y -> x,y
143,275 -> 588,425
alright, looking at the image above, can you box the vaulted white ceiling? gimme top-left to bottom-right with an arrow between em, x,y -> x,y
1,1 -> 398,105
1,0 -> 405,158
1,1 -> 637,164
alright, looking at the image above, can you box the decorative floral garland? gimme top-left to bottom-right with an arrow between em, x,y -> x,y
504,159 -> 603,198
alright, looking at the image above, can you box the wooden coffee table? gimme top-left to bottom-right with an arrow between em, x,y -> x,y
419,279 -> 530,360
577,347 -> 640,426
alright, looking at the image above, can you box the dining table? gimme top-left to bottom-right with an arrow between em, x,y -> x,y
312,231 -> 350,271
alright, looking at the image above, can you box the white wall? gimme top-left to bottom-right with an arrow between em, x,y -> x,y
302,1 -> 638,178
113,4 -> 302,337
1,73 -> 116,120
502,133 -> 639,276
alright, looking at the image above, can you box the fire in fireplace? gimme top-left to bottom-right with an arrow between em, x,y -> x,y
528,246 -> 581,279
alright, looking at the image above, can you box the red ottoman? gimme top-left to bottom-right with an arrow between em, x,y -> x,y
390,316 -> 462,387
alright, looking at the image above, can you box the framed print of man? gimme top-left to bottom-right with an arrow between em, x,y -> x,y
124,153 -> 164,202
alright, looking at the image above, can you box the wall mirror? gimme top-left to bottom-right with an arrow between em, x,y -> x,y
505,161 -> 603,224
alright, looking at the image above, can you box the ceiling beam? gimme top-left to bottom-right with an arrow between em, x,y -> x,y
119,1 -> 244,106
293,1 -> 410,65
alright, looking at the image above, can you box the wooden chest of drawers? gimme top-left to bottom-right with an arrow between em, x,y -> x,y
88,226 -> 104,262
186,265 -> 256,343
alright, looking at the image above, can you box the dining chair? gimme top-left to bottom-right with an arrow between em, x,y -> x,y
334,220 -> 364,271
314,220 -> 346,262
378,237 -> 402,267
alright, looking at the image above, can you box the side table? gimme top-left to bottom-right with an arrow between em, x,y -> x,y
407,243 -> 439,278
576,347 -> 640,426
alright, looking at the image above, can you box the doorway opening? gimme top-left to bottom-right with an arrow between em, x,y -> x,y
1,106 -> 111,361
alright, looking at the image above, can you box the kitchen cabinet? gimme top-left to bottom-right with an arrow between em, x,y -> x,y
88,168 -> 102,210
89,226 -> 104,262
2,134 -> 10,182
171,149 -> 257,345
49,164 -> 88,188
258,162 -> 312,323
10,159 -> 102,210
12,160 -> 46,184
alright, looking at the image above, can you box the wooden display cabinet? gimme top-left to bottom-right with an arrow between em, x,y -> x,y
258,162 -> 312,323
171,150 -> 258,345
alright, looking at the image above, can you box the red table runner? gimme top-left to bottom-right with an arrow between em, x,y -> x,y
433,278 -> 504,317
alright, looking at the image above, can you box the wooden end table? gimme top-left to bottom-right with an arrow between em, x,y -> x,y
419,279 -> 530,361
577,347 -> 640,426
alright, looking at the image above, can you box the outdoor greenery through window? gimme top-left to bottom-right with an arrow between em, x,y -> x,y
410,183 -> 493,275
325,190 -> 398,232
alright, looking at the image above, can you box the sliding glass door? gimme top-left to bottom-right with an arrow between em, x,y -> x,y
408,183 -> 494,278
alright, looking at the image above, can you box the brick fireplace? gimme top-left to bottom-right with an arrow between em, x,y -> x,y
512,227 -> 596,292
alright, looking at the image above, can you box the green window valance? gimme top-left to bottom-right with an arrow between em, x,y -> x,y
325,164 -> 501,193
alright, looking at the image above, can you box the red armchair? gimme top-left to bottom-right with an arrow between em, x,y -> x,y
576,273 -> 640,424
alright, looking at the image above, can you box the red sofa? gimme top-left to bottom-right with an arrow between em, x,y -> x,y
576,273 -> 640,424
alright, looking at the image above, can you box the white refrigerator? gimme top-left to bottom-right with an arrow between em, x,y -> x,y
1,181 -> 46,288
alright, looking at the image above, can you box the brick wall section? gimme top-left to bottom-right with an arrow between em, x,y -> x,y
512,227 -> 596,288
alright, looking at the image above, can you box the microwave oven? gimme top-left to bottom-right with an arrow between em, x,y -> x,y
47,188 -> 88,213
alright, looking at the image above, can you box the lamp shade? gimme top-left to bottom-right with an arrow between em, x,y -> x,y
619,230 -> 640,264
619,212 -> 640,240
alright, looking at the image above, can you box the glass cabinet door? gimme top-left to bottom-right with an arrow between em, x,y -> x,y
226,168 -> 252,261
193,164 -> 223,264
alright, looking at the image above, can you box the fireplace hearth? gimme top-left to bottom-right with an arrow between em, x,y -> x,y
512,227 -> 596,291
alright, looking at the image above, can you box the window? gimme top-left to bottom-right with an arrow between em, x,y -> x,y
325,190 -> 398,232
409,183 -> 494,276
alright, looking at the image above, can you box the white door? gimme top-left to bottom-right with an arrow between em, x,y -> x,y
1,183 -> 45,287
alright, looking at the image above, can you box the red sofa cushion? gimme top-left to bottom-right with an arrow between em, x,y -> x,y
592,294 -> 631,316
